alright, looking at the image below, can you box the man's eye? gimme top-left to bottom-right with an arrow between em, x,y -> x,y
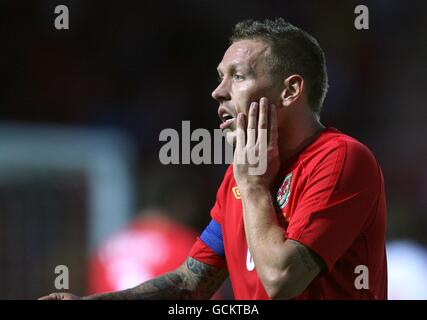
233,74 -> 244,81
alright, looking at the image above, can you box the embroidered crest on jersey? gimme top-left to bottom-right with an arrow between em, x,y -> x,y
276,172 -> 293,210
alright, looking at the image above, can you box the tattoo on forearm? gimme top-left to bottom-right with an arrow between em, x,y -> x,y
290,240 -> 322,272
85,257 -> 228,300
184,258 -> 228,299
186,256 -> 209,276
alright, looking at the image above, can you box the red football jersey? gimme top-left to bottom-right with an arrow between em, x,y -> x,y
190,127 -> 387,299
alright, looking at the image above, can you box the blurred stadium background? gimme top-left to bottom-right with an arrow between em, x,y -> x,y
1,1 -> 426,299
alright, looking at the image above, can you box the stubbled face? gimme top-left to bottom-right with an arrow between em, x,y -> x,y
212,39 -> 282,145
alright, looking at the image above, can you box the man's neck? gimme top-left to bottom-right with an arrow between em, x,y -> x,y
277,114 -> 325,167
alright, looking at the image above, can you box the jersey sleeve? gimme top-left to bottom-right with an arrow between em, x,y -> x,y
285,140 -> 383,272
189,219 -> 227,269
189,237 -> 227,269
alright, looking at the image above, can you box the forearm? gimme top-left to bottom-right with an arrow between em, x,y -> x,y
84,271 -> 191,300
240,185 -> 322,299
240,186 -> 288,284
83,257 -> 227,300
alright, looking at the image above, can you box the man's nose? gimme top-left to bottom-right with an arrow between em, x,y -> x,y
211,80 -> 231,102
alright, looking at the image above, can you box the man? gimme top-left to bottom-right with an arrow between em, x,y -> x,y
40,18 -> 387,300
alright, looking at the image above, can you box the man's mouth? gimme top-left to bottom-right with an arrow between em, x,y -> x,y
218,107 -> 236,130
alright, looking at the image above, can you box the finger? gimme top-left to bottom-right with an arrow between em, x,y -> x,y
258,97 -> 269,147
236,113 -> 246,152
268,103 -> 278,148
60,293 -> 80,300
247,102 -> 258,147
38,293 -> 59,300
235,113 -> 246,164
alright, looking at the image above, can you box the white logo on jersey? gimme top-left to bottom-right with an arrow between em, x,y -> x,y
246,248 -> 255,271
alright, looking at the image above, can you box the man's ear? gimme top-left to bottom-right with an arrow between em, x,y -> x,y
280,75 -> 304,107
